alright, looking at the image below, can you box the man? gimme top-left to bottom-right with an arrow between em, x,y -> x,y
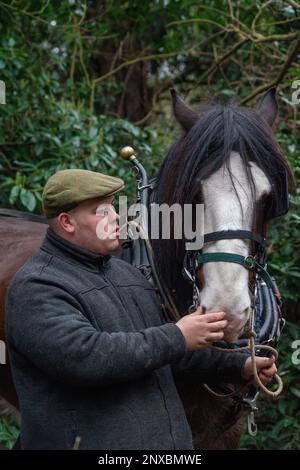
5,169 -> 276,450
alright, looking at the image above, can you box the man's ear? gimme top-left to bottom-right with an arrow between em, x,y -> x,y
255,87 -> 278,128
57,213 -> 75,233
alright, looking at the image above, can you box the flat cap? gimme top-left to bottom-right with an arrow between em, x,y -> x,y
42,169 -> 124,218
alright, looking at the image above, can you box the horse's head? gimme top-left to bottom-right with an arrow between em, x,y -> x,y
199,151 -> 272,342
154,88 -> 292,343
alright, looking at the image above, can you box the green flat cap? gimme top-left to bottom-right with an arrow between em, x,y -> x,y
42,169 -> 124,218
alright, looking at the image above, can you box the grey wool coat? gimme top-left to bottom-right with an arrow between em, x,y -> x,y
5,228 -> 248,450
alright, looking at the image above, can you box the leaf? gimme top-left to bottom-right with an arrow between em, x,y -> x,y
88,152 -> 99,168
0,417 -> 19,449
20,188 -> 36,212
119,120 -> 141,137
290,387 -> 300,399
52,136 -> 61,146
89,127 -> 98,139
8,38 -> 16,47
278,400 -> 286,415
99,153 -> 117,169
288,67 -> 300,78
35,143 -> 44,157
287,270 -> 300,279
34,191 -> 43,202
103,144 -> 117,158
9,186 -> 20,205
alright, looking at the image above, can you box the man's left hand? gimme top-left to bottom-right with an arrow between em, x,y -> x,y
242,355 -> 277,386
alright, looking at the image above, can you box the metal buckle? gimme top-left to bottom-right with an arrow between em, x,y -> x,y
242,390 -> 259,437
244,255 -> 255,270
247,410 -> 258,436
183,266 -> 195,284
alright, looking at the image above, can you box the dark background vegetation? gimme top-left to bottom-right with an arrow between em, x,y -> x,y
0,0 -> 299,449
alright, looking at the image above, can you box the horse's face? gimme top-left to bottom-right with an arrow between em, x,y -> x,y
200,152 -> 271,342
170,87 -> 288,342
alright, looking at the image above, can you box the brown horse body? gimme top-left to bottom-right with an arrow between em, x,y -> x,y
0,215 -> 47,407
0,212 -> 245,449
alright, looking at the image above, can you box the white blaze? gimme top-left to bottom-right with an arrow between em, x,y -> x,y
200,152 -> 272,342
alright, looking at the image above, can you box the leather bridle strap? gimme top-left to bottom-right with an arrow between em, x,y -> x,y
204,230 -> 266,247
196,252 -> 274,290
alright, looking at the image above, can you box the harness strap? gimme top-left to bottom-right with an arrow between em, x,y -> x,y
196,252 -> 274,289
204,230 -> 266,247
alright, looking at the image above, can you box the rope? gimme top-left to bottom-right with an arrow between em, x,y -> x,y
249,333 -> 283,399
203,382 -> 249,398
208,336 -> 283,399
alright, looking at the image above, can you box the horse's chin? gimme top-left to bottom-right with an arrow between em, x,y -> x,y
223,331 -> 240,343
223,322 -> 246,343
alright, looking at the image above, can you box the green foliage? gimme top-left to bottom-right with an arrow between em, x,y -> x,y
0,417 -> 19,450
267,120 -> 300,309
0,0 -> 177,210
240,323 -> 300,450
0,93 -> 166,210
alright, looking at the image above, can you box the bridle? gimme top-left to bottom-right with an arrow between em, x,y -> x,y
183,229 -> 282,336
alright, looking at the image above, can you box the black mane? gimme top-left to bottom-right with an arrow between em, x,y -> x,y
151,102 -> 293,313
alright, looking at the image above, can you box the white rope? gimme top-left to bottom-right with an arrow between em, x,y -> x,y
208,336 -> 283,399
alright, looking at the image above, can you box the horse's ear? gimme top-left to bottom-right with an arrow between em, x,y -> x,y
170,89 -> 199,131
255,87 -> 278,128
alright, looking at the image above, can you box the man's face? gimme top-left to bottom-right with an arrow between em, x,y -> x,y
67,196 -> 120,255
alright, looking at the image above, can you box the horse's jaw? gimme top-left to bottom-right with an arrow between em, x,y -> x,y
223,309 -> 250,343
199,269 -> 251,342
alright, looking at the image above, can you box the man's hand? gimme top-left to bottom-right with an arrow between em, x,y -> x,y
242,355 -> 277,386
176,307 -> 228,351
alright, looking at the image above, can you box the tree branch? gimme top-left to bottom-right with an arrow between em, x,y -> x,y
252,31 -> 299,42
194,37 -> 249,86
240,33 -> 300,104
286,0 -> 300,9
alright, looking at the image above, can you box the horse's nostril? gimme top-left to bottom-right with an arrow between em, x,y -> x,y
242,306 -> 251,321
200,305 -> 207,314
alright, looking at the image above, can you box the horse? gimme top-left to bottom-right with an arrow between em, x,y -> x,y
0,87 -> 292,449
150,87 -> 292,448
0,212 -> 47,408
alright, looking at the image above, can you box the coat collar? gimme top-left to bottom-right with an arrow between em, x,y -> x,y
41,228 -> 111,271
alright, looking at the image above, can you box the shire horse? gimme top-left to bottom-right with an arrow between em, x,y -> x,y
0,88 -> 292,448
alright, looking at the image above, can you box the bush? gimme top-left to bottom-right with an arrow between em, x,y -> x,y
0,417 -> 19,450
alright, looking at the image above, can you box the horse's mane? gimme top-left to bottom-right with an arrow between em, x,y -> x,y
151,102 -> 293,312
